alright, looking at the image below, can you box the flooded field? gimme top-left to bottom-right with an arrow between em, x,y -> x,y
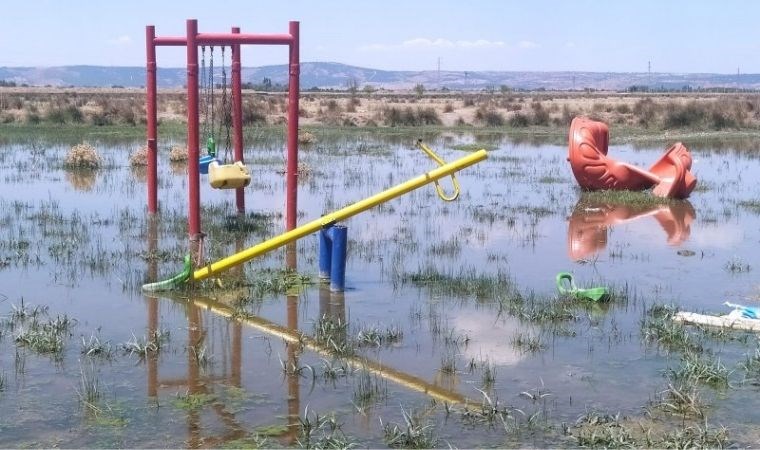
1,128 -> 760,447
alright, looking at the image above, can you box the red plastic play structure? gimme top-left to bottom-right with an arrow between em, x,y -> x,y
568,117 -> 697,199
145,19 -> 301,243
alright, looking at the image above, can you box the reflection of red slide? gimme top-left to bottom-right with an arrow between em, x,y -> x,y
568,117 -> 697,199
567,199 -> 696,260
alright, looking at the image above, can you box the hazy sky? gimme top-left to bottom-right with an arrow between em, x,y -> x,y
0,0 -> 757,73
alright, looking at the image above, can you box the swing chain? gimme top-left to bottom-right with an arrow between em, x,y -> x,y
201,46 -> 209,139
220,47 -> 232,163
205,47 -> 217,157
208,46 -> 214,131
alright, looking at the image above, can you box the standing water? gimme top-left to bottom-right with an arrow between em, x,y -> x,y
0,130 -> 759,447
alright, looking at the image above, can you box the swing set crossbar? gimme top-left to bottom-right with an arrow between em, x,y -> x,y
154,33 -> 294,47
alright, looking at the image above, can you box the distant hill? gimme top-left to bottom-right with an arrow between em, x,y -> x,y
1,62 -> 760,91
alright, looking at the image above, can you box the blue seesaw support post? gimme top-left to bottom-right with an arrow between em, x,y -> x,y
319,224 -> 348,292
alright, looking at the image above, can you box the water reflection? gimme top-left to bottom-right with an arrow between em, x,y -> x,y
285,242 -> 300,446
130,166 -> 148,183
65,169 -> 98,191
567,197 -> 696,260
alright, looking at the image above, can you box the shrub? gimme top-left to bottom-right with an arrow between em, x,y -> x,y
90,112 -> 113,126
65,143 -> 101,169
709,98 -> 745,130
326,99 -> 341,113
709,110 -> 738,130
417,107 -> 442,125
663,101 -> 705,128
382,107 -> 441,126
25,112 -> 41,124
475,106 -> 505,126
129,146 -> 149,167
530,102 -> 550,126
169,145 -> 188,162
242,100 -> 266,125
298,130 -> 316,144
45,105 -> 83,124
508,113 -> 530,127
615,104 -> 631,114
561,105 -> 578,125
633,98 -> 659,128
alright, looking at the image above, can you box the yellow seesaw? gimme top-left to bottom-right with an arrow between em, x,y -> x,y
143,148 -> 487,291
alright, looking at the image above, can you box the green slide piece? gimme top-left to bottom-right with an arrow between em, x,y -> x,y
141,255 -> 192,292
556,272 -> 609,302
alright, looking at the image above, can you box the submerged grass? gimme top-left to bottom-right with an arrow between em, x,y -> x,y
297,406 -> 355,449
382,407 -> 437,449
450,142 -> 498,152
121,329 -> 170,358
314,314 -> 353,357
571,410 -> 730,448
401,267 -> 515,302
576,190 -> 676,208
640,303 -> 703,354
172,391 -> 216,410
12,309 -> 75,357
352,370 -> 388,410
649,383 -> 706,419
355,324 -> 404,347
510,332 -> 545,353
671,352 -> 731,388
248,268 -> 313,298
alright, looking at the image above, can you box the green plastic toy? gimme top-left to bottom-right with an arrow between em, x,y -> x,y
206,136 -> 216,157
142,255 -> 192,292
555,272 -> 609,302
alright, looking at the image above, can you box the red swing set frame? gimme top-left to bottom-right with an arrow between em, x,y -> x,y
145,19 -> 301,242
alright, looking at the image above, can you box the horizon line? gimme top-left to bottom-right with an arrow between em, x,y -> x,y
0,62 -> 755,76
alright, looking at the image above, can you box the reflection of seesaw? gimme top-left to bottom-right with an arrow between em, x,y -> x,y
150,292 -> 473,406
143,149 -> 487,291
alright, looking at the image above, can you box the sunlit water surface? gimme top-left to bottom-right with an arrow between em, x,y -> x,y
1,130 -> 759,447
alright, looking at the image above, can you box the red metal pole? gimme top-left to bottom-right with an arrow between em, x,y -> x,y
232,27 -> 245,213
286,21 -> 300,231
146,26 -> 158,214
187,19 -> 201,240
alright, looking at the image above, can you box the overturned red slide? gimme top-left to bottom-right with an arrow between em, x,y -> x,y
568,116 -> 697,199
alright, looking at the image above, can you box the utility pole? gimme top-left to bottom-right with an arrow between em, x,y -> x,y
437,57 -> 441,89
648,60 -> 651,90
738,66 -> 741,89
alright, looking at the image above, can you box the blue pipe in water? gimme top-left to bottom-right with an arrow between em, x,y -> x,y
318,224 -> 348,292
329,225 -> 348,292
319,225 -> 333,279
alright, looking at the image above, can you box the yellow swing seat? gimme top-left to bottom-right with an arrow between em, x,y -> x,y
208,161 -> 251,189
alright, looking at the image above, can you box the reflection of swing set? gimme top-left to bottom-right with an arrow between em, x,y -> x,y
145,19 -> 302,243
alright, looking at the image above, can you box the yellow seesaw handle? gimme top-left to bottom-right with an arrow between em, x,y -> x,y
416,139 -> 461,201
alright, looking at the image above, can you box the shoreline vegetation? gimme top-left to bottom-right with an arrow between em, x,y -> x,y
3,87 -> 760,144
